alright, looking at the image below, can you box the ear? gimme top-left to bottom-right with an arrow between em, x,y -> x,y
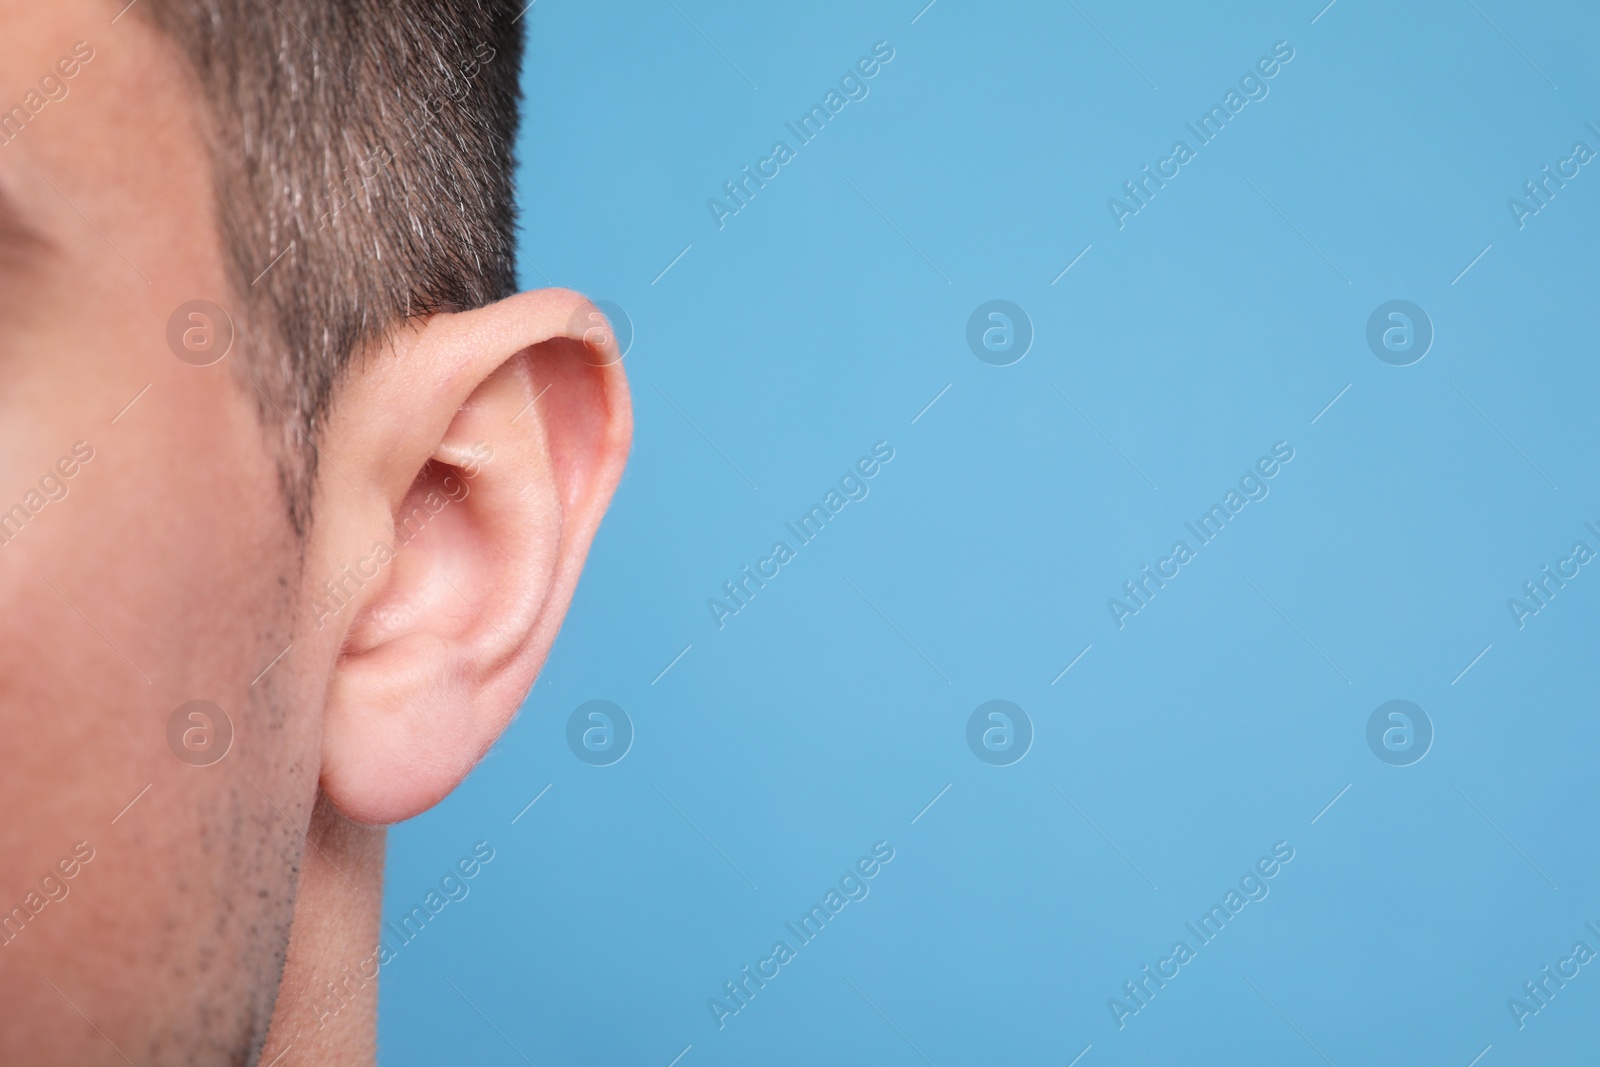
313,288 -> 631,825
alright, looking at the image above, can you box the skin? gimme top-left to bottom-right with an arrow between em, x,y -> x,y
0,3 -> 631,1064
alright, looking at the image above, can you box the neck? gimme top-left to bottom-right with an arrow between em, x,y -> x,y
259,794 -> 386,1066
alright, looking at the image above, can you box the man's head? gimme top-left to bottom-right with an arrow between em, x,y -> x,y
0,2 -> 630,1063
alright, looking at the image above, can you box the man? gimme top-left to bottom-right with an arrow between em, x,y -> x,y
0,2 -> 630,1063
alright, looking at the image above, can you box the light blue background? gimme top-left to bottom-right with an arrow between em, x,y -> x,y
381,2 -> 1600,1063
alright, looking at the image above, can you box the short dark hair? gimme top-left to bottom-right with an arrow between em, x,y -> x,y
145,1 -> 525,534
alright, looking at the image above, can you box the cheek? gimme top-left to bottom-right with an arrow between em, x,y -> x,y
0,38 -> 330,1053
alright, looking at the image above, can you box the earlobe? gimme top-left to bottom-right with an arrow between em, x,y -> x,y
314,289 -> 631,825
